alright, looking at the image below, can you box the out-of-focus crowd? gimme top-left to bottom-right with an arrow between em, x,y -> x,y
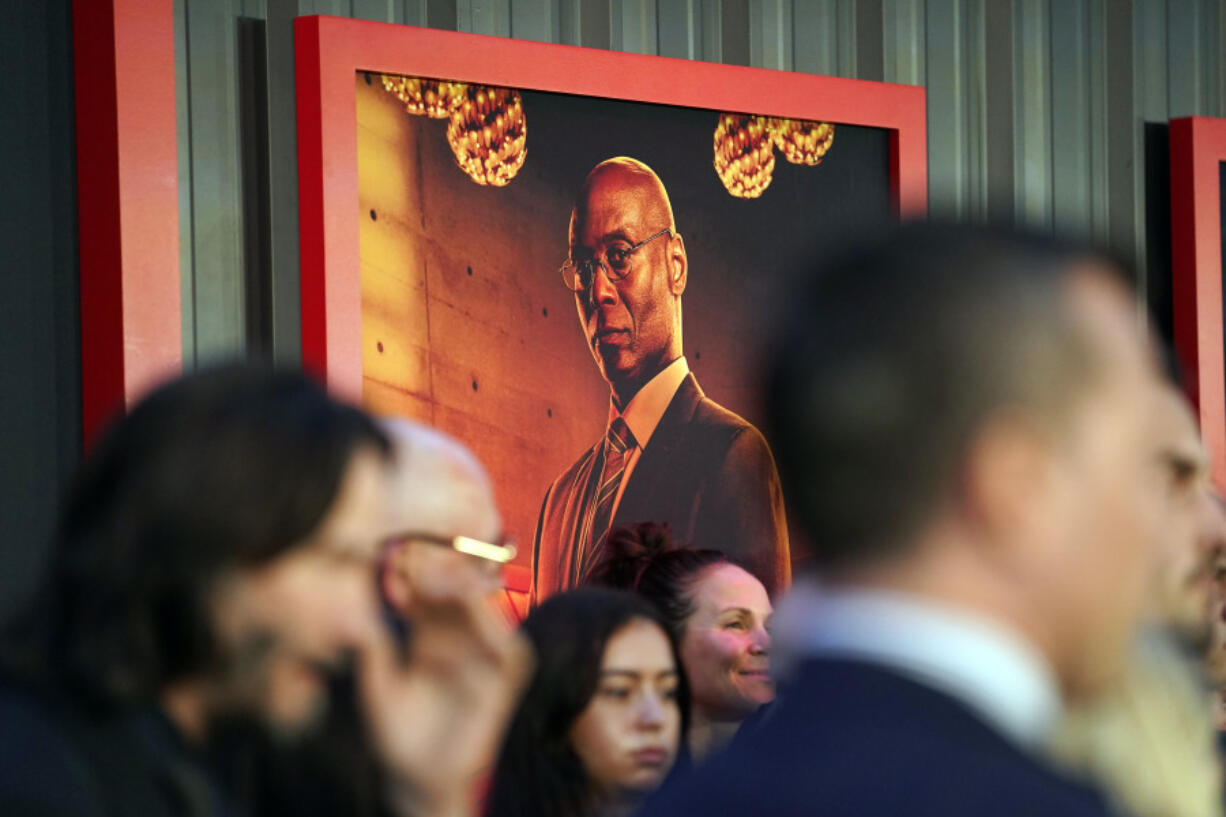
2,223 -> 1223,817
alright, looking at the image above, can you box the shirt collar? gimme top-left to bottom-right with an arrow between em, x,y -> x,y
772,582 -> 1062,750
607,357 -> 690,450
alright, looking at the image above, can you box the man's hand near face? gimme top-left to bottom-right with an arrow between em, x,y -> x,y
360,550 -> 533,817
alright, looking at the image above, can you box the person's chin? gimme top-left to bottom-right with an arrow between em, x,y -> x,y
594,343 -> 634,376
622,767 -> 670,793
736,673 -> 776,703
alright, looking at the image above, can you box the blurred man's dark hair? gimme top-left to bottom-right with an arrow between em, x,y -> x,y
1,363 -> 389,708
640,223 -> 1162,817
767,224 -> 1110,569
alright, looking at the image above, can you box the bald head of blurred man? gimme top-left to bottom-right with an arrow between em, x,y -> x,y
377,418 -> 509,607
359,419 -> 530,817
567,157 -> 688,409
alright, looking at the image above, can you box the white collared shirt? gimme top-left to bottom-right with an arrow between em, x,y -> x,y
605,356 -> 690,518
772,581 -> 1062,751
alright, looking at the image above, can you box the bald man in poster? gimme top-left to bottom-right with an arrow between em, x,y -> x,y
530,157 -> 790,604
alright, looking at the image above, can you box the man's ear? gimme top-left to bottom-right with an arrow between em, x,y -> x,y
960,412 -> 1054,564
668,233 -> 687,296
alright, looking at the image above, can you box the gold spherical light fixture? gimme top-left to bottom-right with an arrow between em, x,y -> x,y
713,113 -> 775,199
770,118 -> 835,165
380,74 -> 465,119
445,85 -> 527,187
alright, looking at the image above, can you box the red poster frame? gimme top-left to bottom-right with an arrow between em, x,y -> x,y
293,14 -> 928,404
1170,117 -> 1226,489
74,0 -> 181,447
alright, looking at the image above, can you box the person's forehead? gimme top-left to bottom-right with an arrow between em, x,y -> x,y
603,619 -> 675,669
387,466 -> 500,540
691,564 -> 771,612
572,173 -> 662,234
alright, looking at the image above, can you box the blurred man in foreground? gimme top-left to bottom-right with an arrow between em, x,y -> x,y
641,226 -> 1162,817
1207,502 -> 1226,720
1051,382 -> 1226,817
365,418 -> 525,817
0,365 -> 528,817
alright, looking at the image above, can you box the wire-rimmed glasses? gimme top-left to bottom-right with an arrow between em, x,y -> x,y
560,228 -> 673,292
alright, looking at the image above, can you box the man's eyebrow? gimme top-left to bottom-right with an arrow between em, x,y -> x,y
1159,445 -> 1209,481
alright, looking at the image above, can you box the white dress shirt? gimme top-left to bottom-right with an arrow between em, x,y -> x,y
772,581 -> 1062,751
605,356 -> 690,518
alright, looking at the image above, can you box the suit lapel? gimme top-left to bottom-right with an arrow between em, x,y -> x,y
613,374 -> 703,524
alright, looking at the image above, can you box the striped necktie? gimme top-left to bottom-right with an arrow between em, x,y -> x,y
575,417 -> 636,583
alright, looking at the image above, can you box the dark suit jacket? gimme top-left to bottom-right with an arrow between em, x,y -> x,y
0,680 -> 233,817
530,373 -> 789,602
637,657 -> 1115,817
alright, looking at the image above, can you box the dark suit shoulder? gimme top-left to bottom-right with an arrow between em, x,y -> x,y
663,386 -> 765,467
547,439 -> 601,493
639,659 -> 1110,817
0,683 -> 107,817
673,377 -> 755,443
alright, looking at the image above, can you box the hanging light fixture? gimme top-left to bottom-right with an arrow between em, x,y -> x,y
713,113 -> 775,199
380,75 -> 465,119
445,85 -> 528,187
770,118 -> 835,165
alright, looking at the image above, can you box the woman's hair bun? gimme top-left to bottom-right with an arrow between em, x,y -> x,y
585,522 -> 676,590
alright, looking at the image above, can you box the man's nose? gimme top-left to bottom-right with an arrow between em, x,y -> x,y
588,262 -> 619,307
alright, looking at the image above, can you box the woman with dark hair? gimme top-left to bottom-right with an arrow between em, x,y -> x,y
485,588 -> 687,817
587,523 -> 774,761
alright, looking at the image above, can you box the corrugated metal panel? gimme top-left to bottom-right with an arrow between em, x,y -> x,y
656,0 -> 705,60
510,0 -> 560,42
173,0 -> 1225,361
1049,0 -> 1094,238
181,0 -> 249,363
924,0 -> 970,217
611,0 -> 657,54
1,0 -> 82,621
752,0 -> 791,70
457,0 -> 511,35
1012,0 -> 1052,230
881,0 -> 924,86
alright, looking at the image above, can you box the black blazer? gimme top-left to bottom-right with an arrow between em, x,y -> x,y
637,657 -> 1114,817
0,680 -> 233,817
530,374 -> 790,602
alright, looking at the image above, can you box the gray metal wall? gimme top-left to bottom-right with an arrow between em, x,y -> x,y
0,0 -> 81,619
174,0 -> 1226,363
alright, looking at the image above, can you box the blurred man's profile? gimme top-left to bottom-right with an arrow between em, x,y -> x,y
1052,381 -> 1226,817
0,365 -> 529,817
639,224 -> 1162,817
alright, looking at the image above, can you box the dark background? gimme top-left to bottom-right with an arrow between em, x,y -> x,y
0,0 -> 80,622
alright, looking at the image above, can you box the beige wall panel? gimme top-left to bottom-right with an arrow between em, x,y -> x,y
364,376 -> 437,423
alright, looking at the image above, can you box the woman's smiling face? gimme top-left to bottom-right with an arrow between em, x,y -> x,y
679,563 -> 774,721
